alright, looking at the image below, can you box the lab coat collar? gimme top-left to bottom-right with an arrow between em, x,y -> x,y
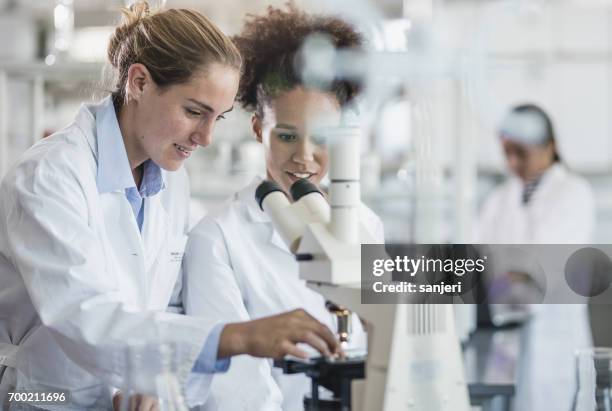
528,163 -> 566,200
75,96 -> 166,195
240,176 -> 291,253
241,176 -> 272,223
508,162 -> 567,206
94,97 -> 135,193
544,162 -> 566,181
74,99 -> 99,157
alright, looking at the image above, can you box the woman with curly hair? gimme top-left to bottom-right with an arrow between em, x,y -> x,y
183,5 -> 384,410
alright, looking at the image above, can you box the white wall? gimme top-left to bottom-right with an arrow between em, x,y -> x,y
465,3 -> 612,172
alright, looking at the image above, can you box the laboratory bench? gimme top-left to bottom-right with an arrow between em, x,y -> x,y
464,303 -> 593,411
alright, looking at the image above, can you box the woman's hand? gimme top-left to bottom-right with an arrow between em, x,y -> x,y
112,392 -> 159,411
218,308 -> 341,360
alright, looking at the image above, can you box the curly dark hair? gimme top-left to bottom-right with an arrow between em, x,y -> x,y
232,3 -> 363,116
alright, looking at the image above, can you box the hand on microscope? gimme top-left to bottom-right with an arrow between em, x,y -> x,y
218,308 -> 344,360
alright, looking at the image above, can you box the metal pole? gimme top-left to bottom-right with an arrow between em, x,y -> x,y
311,379 -> 319,410
452,78 -> 477,243
341,378 -> 351,411
411,84 -> 446,243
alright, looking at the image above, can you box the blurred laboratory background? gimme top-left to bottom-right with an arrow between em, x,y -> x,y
1,0 -> 611,244
4,2 -> 612,410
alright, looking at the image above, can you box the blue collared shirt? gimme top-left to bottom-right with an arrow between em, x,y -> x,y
94,97 -> 229,373
95,98 -> 164,231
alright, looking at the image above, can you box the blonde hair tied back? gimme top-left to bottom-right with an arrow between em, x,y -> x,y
106,0 -> 241,105
107,1 -> 150,71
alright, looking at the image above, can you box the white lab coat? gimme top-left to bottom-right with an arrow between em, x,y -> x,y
183,178 -> 384,411
477,163 -> 595,410
0,99 -> 218,410
477,163 -> 594,244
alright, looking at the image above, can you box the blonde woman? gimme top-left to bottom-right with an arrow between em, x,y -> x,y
0,3 -> 340,410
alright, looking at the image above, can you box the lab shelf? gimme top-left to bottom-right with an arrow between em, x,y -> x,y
0,61 -> 104,81
0,60 -> 104,177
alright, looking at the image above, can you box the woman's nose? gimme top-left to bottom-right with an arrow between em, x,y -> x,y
192,119 -> 216,147
292,138 -> 315,164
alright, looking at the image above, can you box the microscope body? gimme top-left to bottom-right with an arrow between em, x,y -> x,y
296,221 -> 470,411
256,125 -> 470,411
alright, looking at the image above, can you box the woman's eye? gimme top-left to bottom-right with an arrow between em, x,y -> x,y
185,108 -> 202,117
278,133 -> 297,142
216,115 -> 226,122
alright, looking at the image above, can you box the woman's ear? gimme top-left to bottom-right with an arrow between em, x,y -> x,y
126,63 -> 152,103
252,114 -> 263,143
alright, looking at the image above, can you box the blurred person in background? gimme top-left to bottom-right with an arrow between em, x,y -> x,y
477,103 -> 595,410
478,103 -> 594,243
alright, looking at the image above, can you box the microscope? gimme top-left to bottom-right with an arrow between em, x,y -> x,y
255,124 -> 470,411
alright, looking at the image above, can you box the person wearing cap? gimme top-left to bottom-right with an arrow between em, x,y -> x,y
478,103 -> 594,243
477,103 -> 595,410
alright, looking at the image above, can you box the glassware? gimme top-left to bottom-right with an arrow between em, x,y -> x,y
156,343 -> 189,411
117,341 -> 189,411
572,348 -> 612,411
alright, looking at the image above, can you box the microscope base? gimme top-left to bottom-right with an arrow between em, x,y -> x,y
274,355 -> 365,411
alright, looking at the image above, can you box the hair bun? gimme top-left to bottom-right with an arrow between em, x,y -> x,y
126,1 -> 150,22
105,2 -> 241,107
107,1 -> 151,69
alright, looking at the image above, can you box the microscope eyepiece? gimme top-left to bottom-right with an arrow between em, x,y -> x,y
255,180 -> 286,211
290,178 -> 323,202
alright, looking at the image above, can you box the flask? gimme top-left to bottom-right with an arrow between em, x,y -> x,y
572,348 -> 612,411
